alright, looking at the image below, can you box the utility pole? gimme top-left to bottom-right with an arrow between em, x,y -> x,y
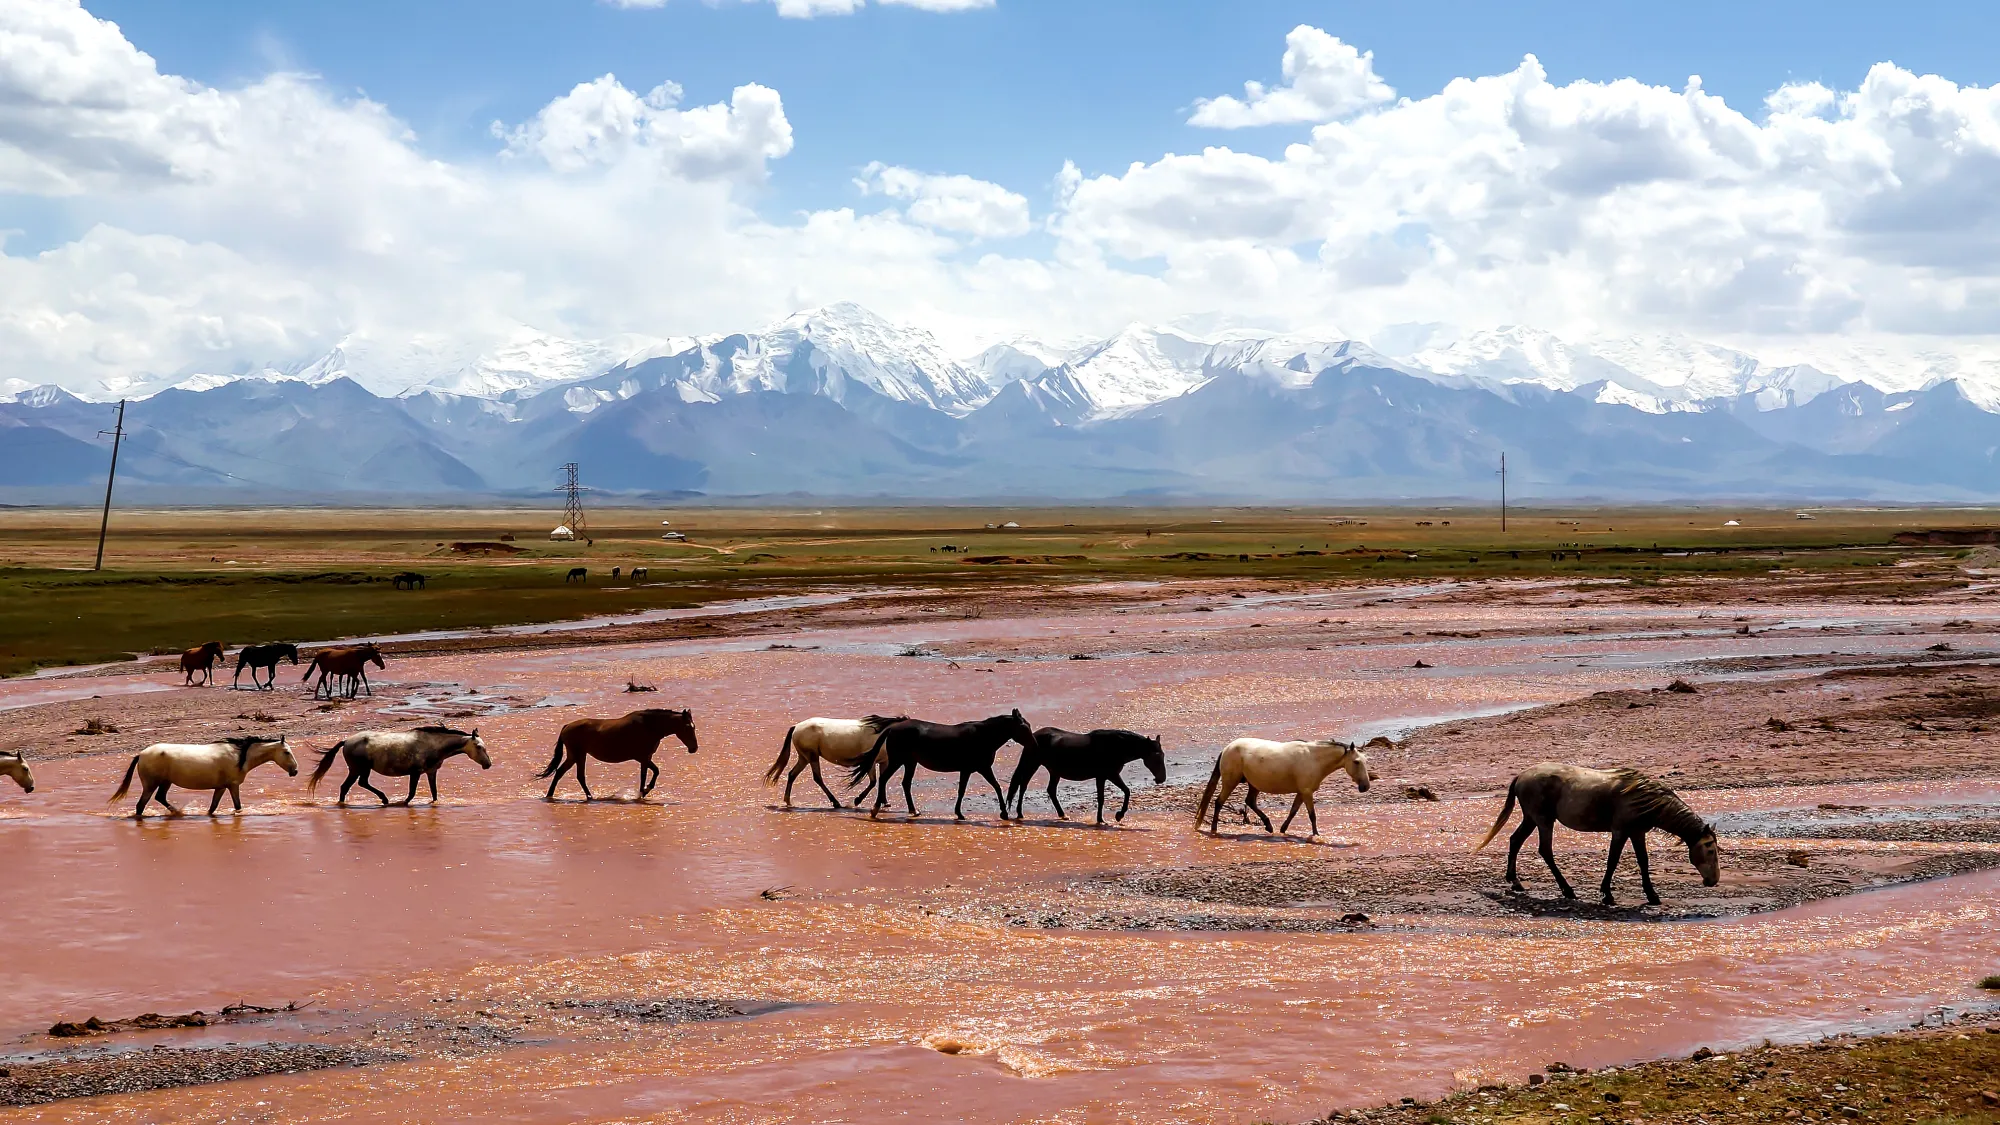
1498,451 -> 1508,533
555,462 -> 591,545
94,399 -> 126,571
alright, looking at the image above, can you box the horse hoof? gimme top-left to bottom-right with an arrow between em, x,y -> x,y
1646,896 -> 1662,906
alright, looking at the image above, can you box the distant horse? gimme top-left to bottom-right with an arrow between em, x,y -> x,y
109,736 -> 299,818
232,642 -> 298,690
1194,737 -> 1372,837
309,727 -> 491,806
0,750 -> 32,794
611,567 -> 621,579
846,711 -> 1035,820
631,567 -> 648,581
391,572 -> 426,590
180,641 -> 225,686
764,715 -> 905,808
538,708 -> 697,800
1008,727 -> 1166,824
1475,763 -> 1720,906
566,568 -> 587,583
303,644 -> 385,699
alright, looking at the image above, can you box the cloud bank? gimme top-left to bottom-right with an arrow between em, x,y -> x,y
9,0 -> 2000,395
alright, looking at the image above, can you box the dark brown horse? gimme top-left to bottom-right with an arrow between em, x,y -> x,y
180,641 -> 225,686
845,710 -> 1035,820
303,644 -> 386,700
1475,762 -> 1720,906
538,708 -> 697,800
1008,727 -> 1166,824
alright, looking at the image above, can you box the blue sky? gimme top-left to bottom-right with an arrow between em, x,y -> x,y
78,0 -> 2000,222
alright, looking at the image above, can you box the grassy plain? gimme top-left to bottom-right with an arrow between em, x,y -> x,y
0,504 -> 1992,677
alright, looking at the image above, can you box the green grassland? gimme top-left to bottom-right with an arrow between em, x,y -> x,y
0,504 -> 1986,677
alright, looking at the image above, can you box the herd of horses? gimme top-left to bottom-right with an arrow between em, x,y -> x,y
177,641 -> 386,699
0,694 -> 1724,905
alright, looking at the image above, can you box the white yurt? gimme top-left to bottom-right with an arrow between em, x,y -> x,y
550,525 -> 576,541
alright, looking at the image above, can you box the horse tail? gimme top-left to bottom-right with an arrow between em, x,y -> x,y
764,727 -> 796,784
844,727 -> 893,789
108,755 -> 141,803
307,741 -> 347,792
1193,756 -> 1222,827
535,732 -> 567,780
301,655 -> 318,683
1474,779 -> 1520,852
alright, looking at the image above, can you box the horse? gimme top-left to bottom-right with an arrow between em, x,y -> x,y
1008,728 -> 1166,824
631,567 -> 648,581
1193,737 -> 1372,837
1475,763 -> 1720,906
308,727 -> 491,806
303,644 -> 385,700
845,710 -> 1035,821
764,715 -> 906,808
0,750 -> 32,793
232,643 -> 298,690
611,566 -> 621,579
566,568 -> 587,583
109,736 -> 299,818
538,708 -> 697,800
179,641 -> 225,686
391,572 -> 426,590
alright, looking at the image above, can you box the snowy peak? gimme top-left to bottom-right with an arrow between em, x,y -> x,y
757,303 -> 993,415
1061,324 -> 1219,414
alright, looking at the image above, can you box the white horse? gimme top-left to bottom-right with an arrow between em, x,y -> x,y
1193,737 -> 1372,836
763,716 -> 904,808
109,736 -> 299,818
0,750 -> 32,793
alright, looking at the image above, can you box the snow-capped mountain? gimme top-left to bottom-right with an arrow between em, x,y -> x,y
18,303 -> 2000,500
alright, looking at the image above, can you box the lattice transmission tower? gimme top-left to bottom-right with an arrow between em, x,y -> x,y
555,462 -> 592,544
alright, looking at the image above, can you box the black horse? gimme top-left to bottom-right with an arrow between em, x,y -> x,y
846,710 -> 1035,820
231,642 -> 299,690
1008,727 -> 1167,824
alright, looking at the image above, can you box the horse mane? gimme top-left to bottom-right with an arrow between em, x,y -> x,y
1610,768 -> 1708,840
222,734 -> 278,769
413,725 -> 471,736
861,714 -> 908,732
1087,729 -> 1156,752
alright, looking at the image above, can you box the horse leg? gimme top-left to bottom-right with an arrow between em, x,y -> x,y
979,766 -> 1008,819
1600,830 -> 1628,906
1095,778 -> 1108,825
399,773 -> 419,807
901,763 -> 917,817
135,780 -> 155,818
575,755 -> 593,801
782,754 -> 809,807
1279,794 -> 1304,834
427,769 -> 440,804
543,755 -> 572,800
1538,822 -> 1575,899
1505,820 -> 1535,891
159,783 -> 182,817
953,772 -> 971,820
806,757 -> 841,809
1211,777 -> 1238,835
357,769 -> 391,806
1304,792 -> 1318,837
207,788 -> 224,816
228,784 -> 242,813
338,768 -> 359,806
1630,833 -> 1661,905
1244,789 -> 1275,833
1111,775 -> 1132,821
1047,775 -> 1066,820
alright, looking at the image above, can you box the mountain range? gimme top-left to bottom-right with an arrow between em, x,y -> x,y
8,304 -> 2000,502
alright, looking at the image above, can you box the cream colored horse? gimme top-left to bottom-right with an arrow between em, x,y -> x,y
763,715 -> 904,808
1194,737 -> 1372,836
0,750 -> 32,793
109,737 -> 299,818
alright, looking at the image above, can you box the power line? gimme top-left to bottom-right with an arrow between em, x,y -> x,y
554,462 -> 592,545
94,399 -> 126,571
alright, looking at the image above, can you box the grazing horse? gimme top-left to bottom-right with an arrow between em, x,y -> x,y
309,727 -> 491,806
180,641 -> 225,686
565,568 -> 587,583
538,708 -> 697,800
846,711 -> 1036,821
1194,737 -> 1371,837
232,642 -> 298,690
631,567 -> 648,581
1008,728 -> 1166,824
303,644 -> 385,699
109,737 -> 299,818
764,715 -> 905,808
611,566 -> 621,579
391,572 -> 426,590
1475,763 -> 1720,906
0,750 -> 32,794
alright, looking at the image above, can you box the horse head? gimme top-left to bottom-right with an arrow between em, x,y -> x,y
1141,735 -> 1167,785
1689,824 -> 1721,886
465,729 -> 493,770
1341,742 -> 1371,793
1002,709 -> 1035,749
364,645 -> 386,669
641,708 -> 698,753
264,737 -> 300,776
283,644 -> 300,665
0,751 -> 31,793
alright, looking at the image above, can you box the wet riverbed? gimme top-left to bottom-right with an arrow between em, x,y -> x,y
2,580 -> 1997,1122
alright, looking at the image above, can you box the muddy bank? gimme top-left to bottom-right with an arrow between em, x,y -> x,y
1310,1010 -> 2000,1125
0,1044 -> 404,1107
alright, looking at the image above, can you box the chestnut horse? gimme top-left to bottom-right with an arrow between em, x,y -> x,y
538,708 -> 697,800
303,644 -> 385,699
180,641 -> 225,686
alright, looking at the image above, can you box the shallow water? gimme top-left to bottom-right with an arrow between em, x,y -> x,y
4,584 -> 2000,1122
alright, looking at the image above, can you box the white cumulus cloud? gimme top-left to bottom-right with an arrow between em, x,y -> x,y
1189,25 -> 1394,128
499,74 -> 792,181
858,163 -> 1031,238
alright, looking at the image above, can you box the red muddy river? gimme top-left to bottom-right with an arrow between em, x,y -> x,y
2,582 -> 1997,1122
